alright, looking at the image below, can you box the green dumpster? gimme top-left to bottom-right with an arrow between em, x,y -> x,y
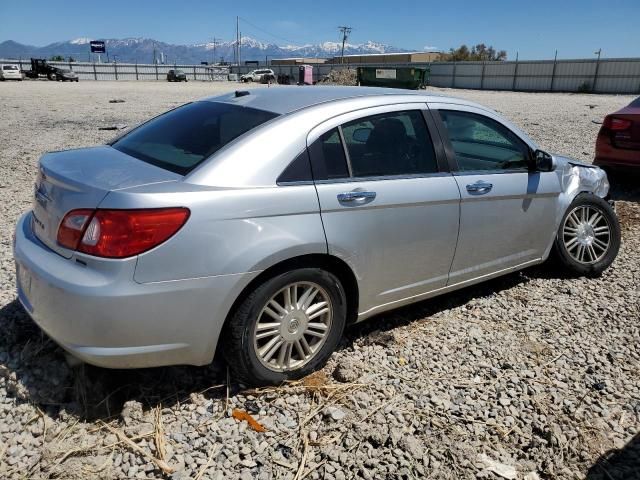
357,66 -> 429,89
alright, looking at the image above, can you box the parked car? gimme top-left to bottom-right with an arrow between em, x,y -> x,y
55,69 -> 79,82
240,68 -> 275,83
594,97 -> 640,173
0,64 -> 23,81
167,69 -> 187,82
14,87 -> 619,385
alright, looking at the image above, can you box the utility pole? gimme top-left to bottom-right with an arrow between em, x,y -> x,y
338,26 -> 352,64
239,31 -> 242,66
236,16 -> 240,66
593,48 -> 602,92
211,37 -> 219,65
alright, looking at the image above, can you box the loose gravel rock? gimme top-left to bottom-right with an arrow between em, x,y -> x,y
0,81 -> 638,479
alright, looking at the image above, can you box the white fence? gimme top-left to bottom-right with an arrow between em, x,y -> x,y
232,58 -> 640,94
4,57 -> 640,93
3,59 -> 229,81
426,58 -> 640,94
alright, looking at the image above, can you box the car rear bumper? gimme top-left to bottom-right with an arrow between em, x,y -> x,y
594,144 -> 640,170
13,212 -> 259,369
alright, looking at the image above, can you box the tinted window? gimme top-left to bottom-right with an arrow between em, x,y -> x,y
3,65 -> 18,70
112,101 -> 278,175
439,110 -> 530,171
278,150 -> 313,183
630,97 -> 640,108
308,128 -> 349,180
342,110 -> 438,177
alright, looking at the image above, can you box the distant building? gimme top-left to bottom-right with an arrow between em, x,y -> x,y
271,58 -> 328,66
327,52 -> 442,64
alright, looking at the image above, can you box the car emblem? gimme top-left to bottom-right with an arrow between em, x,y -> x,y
34,169 -> 50,209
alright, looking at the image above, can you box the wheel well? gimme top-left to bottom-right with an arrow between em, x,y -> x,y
224,254 -> 359,328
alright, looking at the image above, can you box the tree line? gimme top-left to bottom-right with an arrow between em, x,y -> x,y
444,44 -> 507,61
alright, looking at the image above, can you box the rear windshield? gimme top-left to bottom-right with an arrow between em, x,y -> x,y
112,101 -> 278,175
3,65 -> 18,70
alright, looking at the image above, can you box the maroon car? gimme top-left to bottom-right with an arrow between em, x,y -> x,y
594,97 -> 640,173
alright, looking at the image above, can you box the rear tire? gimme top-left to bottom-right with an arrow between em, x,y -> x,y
553,193 -> 620,277
222,268 -> 347,386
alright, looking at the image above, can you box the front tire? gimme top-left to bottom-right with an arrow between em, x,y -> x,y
553,193 -> 620,277
222,268 -> 347,386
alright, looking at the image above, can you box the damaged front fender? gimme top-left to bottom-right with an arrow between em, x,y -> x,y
555,155 -> 610,200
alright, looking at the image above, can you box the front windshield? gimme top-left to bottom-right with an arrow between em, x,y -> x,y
112,101 -> 279,175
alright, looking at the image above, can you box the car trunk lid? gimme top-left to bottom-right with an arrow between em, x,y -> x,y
32,145 -> 180,258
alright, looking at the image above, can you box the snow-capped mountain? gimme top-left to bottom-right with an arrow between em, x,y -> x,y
0,36 -> 421,63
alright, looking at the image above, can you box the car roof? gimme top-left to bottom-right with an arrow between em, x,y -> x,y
203,86 -> 470,115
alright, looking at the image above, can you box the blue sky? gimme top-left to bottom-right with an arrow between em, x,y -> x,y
1,0 -> 639,59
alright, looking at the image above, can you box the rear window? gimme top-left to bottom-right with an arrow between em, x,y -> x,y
3,65 -> 18,70
112,101 -> 278,175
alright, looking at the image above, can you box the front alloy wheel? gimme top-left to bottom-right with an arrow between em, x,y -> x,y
562,204 -> 611,264
553,193 -> 620,276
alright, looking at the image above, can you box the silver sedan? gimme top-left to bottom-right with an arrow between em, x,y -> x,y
13,86 -> 620,385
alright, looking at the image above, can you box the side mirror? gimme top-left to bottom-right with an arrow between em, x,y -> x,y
533,149 -> 556,172
352,127 -> 372,143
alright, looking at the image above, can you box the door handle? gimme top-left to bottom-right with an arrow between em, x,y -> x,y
466,181 -> 493,195
337,191 -> 377,202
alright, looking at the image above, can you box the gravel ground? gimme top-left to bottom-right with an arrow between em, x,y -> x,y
0,81 -> 638,480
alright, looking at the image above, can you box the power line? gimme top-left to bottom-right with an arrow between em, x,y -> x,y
338,26 -> 352,64
238,16 -> 302,46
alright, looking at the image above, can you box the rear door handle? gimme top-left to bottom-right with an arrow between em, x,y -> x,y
466,181 -> 493,195
337,191 -> 377,202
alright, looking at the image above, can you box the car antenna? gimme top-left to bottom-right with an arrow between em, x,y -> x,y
235,90 -> 250,98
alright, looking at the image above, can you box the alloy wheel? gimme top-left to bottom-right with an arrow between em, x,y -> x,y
253,281 -> 333,372
562,205 -> 611,264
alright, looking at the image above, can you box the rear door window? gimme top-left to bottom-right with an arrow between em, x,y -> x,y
112,101 -> 278,175
341,110 -> 438,177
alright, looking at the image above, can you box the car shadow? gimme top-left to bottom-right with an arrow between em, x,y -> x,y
608,172 -> 640,203
0,260 -> 562,422
586,432 -> 640,480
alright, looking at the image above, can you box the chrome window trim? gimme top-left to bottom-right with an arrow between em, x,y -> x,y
307,102 -> 431,146
452,168 -> 529,176
313,171 -> 453,185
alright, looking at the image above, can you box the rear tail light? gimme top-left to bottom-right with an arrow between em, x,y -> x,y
57,208 -> 190,258
603,116 -> 633,131
57,209 -> 94,250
